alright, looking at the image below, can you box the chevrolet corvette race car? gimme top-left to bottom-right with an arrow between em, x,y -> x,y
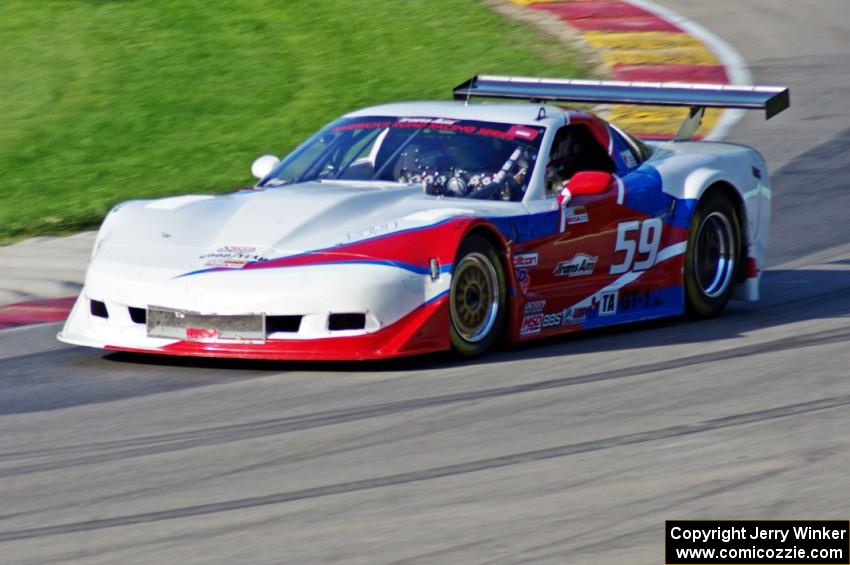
59,76 -> 789,360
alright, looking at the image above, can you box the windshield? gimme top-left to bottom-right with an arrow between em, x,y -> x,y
260,116 -> 545,201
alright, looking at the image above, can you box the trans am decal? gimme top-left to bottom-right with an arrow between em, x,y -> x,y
553,253 -> 597,277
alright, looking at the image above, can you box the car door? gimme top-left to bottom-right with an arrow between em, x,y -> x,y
512,121 -> 649,335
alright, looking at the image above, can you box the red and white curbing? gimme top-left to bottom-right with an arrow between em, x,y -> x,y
512,0 -> 750,139
0,297 -> 78,330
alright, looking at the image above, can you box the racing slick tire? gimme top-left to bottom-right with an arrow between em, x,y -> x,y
684,189 -> 743,318
449,234 -> 507,356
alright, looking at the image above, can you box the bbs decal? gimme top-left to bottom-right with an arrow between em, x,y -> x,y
610,218 -> 663,275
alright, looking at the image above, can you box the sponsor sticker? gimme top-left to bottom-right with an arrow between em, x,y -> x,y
542,312 -> 562,328
561,306 -> 590,324
513,252 -> 539,268
199,245 -> 267,269
185,327 -> 219,341
397,117 -> 458,124
600,290 -> 618,316
347,221 -> 398,242
553,253 -> 598,277
621,150 -> 638,170
620,288 -> 664,312
564,205 -> 589,225
507,125 -> 541,141
518,269 -> 531,293
524,300 -> 546,315
520,313 -> 543,336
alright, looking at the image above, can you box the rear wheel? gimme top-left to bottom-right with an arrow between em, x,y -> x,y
684,190 -> 742,318
449,235 -> 506,356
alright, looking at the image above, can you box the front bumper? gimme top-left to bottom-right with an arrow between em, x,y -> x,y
58,262 -> 451,360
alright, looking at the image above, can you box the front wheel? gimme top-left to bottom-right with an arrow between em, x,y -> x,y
449,235 -> 506,356
684,191 -> 742,318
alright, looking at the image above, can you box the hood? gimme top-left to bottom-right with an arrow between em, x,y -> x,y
94,181 -> 522,274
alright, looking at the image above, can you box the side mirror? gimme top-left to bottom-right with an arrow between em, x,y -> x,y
567,171 -> 613,196
251,154 -> 281,180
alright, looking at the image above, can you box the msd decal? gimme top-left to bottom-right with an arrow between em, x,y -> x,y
553,253 -> 598,277
520,314 -> 543,336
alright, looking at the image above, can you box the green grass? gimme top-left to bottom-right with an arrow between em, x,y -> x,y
0,0 -> 587,242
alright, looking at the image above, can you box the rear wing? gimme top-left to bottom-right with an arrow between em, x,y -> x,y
452,75 -> 790,140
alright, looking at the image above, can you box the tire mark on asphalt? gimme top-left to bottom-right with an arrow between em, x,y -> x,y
0,405 -> 468,525
0,393 -> 846,542
3,325 -> 850,477
0,347 -> 276,416
518,467 -> 791,563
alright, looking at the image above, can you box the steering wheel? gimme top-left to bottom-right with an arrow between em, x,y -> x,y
467,172 -> 522,201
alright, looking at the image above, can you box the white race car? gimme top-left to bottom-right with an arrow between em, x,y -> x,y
59,76 -> 788,360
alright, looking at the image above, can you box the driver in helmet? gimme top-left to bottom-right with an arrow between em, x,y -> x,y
545,128 -> 582,194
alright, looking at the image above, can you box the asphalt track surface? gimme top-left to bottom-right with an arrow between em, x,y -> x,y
2,2 -> 849,563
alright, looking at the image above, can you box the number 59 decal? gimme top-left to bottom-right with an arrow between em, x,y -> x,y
609,218 -> 663,275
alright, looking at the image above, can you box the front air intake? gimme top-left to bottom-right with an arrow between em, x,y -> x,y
328,313 -> 366,331
128,307 -> 147,324
90,300 -> 109,319
266,315 -> 302,334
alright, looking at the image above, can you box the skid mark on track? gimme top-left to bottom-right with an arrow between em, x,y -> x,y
2,324 -> 850,478
0,393 -> 847,542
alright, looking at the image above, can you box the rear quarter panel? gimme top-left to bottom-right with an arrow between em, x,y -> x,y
648,141 -> 771,300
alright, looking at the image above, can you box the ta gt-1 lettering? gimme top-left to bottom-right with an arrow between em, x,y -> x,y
600,291 -> 618,316
620,289 -> 665,312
